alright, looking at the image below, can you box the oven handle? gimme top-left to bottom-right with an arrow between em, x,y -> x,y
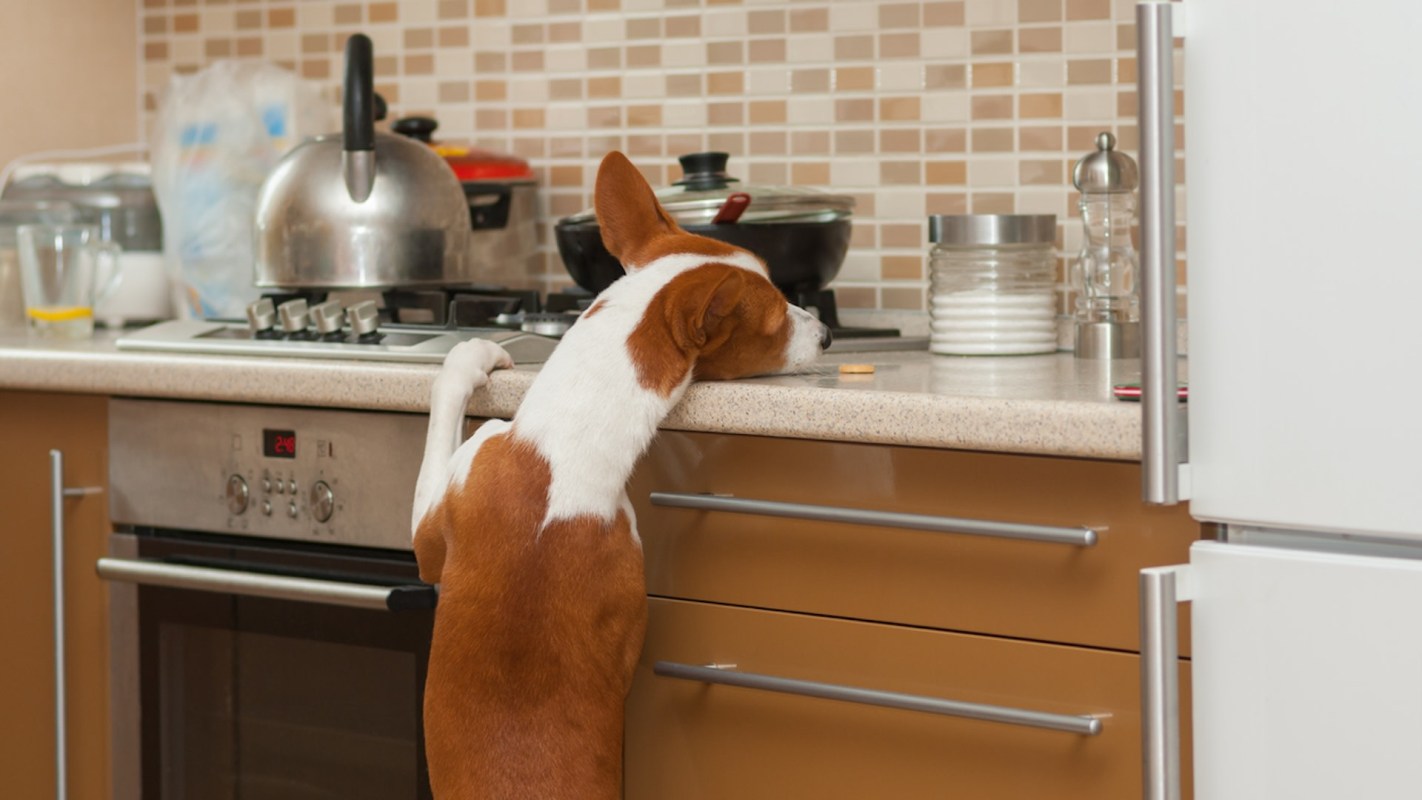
95,557 -> 436,612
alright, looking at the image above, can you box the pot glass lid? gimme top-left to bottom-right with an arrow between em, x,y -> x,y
562,152 -> 854,225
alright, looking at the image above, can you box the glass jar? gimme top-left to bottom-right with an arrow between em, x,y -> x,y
928,214 -> 1058,356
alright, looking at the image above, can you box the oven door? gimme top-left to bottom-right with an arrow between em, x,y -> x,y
102,529 -> 434,800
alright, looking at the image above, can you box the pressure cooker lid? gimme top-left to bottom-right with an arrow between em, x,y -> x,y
2,164 -> 162,252
0,200 -> 78,246
4,163 -> 158,210
433,144 -> 534,182
561,152 -> 854,226
391,116 -> 535,182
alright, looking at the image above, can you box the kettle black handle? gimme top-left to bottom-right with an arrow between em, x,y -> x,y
343,34 -> 375,153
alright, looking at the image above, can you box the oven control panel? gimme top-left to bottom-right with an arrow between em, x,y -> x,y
110,398 -> 433,551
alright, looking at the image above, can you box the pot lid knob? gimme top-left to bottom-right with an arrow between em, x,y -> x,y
392,116 -> 437,143
674,152 -> 740,191
1072,132 -> 1138,194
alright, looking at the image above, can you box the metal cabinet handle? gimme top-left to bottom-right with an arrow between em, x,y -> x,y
1140,566 -> 1185,800
50,450 -> 102,800
95,557 -> 436,612
1136,0 -> 1185,506
655,661 -> 1104,736
649,492 -> 1098,547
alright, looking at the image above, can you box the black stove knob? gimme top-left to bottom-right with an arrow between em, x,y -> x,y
246,298 -> 278,337
311,300 -> 346,338
278,299 -> 311,336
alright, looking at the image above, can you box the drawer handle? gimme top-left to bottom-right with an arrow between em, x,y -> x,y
655,661 -> 1104,736
649,492 -> 1098,547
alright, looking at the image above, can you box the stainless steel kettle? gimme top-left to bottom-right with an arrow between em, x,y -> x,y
253,34 -> 471,289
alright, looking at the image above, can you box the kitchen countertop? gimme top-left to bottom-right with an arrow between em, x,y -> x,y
0,326 -> 1174,460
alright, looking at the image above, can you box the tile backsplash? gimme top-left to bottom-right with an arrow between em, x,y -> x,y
138,0 -> 1181,312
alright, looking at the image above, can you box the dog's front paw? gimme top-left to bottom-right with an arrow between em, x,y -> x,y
438,339 -> 515,390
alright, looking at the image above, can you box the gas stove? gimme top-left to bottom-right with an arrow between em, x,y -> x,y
117,288 -> 567,364
117,285 -> 926,364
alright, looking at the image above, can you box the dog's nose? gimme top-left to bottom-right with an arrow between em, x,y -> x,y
819,323 -> 833,351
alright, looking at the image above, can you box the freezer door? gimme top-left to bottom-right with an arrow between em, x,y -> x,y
1190,541 -> 1422,798
1184,0 -> 1422,536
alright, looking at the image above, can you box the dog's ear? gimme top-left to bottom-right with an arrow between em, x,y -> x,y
668,265 -> 747,351
595,151 -> 680,273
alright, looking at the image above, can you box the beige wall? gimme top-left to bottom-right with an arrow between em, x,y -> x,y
137,0 -> 1176,311
0,0 -> 139,170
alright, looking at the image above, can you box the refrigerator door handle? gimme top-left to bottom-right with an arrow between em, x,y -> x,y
1136,0 -> 1187,506
1140,565 -> 1192,800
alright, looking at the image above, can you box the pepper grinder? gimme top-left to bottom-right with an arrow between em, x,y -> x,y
1070,132 -> 1141,359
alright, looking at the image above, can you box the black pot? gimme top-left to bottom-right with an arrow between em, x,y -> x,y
556,152 -> 854,298
554,217 -> 852,298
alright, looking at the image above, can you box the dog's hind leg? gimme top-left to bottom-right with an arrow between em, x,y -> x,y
412,341 -> 513,579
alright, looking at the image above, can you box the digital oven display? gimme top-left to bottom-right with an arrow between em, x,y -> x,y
263,429 -> 297,459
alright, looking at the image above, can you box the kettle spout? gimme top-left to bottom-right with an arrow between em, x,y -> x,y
343,150 -> 375,203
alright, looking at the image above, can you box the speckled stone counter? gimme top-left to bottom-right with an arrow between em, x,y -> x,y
0,326 -> 1169,460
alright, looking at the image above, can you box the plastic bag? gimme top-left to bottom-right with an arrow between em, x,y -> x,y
150,60 -> 333,319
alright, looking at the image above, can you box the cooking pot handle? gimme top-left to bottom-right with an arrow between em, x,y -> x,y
342,33 -> 376,203
464,185 -> 514,230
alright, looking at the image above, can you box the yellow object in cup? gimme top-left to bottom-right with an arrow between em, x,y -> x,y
27,305 -> 93,322
17,224 -> 120,339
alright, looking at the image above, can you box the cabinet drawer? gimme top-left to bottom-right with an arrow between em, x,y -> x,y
626,598 -> 1192,800
629,432 -> 1200,652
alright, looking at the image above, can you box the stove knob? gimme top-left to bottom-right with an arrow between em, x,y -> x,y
278,298 -> 310,334
310,480 -> 335,523
246,298 -> 277,334
346,300 -> 380,336
521,312 -> 573,337
311,300 -> 345,336
288,502 -> 299,519
262,500 -> 273,516
225,475 -> 249,515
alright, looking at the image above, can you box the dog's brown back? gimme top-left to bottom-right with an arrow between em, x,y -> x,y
417,431 -> 647,799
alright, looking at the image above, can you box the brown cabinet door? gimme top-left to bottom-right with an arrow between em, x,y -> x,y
626,598 -> 1192,800
631,431 -> 1200,652
0,392 -> 111,800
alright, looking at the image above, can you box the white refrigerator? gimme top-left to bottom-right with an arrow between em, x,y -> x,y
1133,1 -> 1422,798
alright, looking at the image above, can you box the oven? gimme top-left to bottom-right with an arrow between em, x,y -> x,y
104,398 -> 436,799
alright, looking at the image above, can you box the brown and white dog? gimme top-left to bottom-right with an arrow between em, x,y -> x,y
411,151 -> 830,798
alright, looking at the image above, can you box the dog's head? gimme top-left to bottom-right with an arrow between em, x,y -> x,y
594,151 -> 830,390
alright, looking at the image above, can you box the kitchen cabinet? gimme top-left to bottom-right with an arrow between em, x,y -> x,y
0,391 -> 111,800
624,431 -> 1201,798
627,598 -> 1193,799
